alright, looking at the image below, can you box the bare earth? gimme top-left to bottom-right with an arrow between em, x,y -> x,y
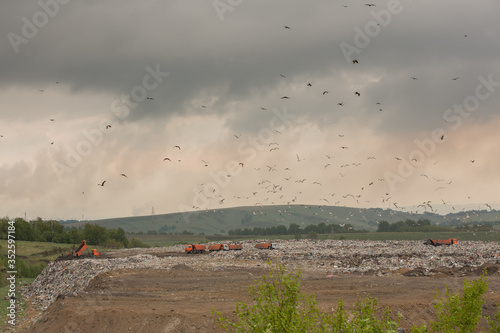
21,248 -> 500,333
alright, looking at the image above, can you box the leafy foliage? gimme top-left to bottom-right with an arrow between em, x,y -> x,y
213,261 -> 400,333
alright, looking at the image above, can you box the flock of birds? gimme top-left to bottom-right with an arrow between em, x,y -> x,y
6,7 -> 497,227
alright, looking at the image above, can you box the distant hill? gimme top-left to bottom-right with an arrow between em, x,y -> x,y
63,205 -> 500,235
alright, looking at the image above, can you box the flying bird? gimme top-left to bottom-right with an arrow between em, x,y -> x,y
337,102 -> 344,106
355,92 -> 360,96
163,157 -> 171,161
323,91 -> 329,95
352,60 -> 358,64
452,77 -> 460,80
284,26 -> 291,29
307,83 -> 312,87
120,174 -> 128,178
173,145 -> 181,149
146,97 -> 154,100
281,96 -> 291,99
98,180 -> 106,186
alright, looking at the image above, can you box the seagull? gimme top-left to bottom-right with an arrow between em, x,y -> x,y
365,3 -> 376,6
163,157 -> 171,161
352,60 -> 358,64
452,77 -> 460,80
307,83 -> 312,87
98,180 -> 106,186
470,160 -> 475,163
281,96 -> 291,99
173,145 -> 181,149
49,119 -> 55,121
355,92 -> 360,96
106,124 -> 111,129
280,74 -> 286,78
296,154 -> 305,162
146,97 -> 154,100
284,26 -> 291,29
337,102 -> 344,106
323,91 -> 329,95
120,174 -> 128,178
340,146 -> 348,149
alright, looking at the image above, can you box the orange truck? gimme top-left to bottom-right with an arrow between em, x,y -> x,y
208,244 -> 229,252
68,240 -> 99,258
255,242 -> 276,249
424,238 -> 458,246
72,240 -> 88,257
228,244 -> 243,251
185,244 -> 207,254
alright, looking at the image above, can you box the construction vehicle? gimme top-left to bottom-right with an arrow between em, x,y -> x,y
72,240 -> 88,257
255,242 -> 276,249
208,244 -> 229,252
57,240 -> 99,261
228,244 -> 243,251
185,244 -> 206,254
424,238 -> 458,246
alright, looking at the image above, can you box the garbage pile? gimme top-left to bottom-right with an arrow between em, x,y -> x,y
22,240 -> 500,310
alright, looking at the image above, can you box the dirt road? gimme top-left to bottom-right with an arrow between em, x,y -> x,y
24,261 -> 500,332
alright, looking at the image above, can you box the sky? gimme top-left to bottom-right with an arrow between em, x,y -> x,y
1,0 -> 499,221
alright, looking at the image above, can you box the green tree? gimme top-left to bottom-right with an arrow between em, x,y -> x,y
83,223 -> 108,245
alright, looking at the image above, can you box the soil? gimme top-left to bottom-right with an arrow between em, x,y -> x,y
22,251 -> 500,333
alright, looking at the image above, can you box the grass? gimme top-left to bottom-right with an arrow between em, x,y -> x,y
128,230 -> 500,247
0,277 -> 34,330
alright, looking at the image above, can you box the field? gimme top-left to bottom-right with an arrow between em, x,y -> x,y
64,204 -> 500,235
129,230 -> 500,247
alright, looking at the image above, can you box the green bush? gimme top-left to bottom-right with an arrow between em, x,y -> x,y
127,238 -> 151,248
212,261 -> 399,333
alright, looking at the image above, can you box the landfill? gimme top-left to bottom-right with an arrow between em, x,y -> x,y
21,239 -> 500,310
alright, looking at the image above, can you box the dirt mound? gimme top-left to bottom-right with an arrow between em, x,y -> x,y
170,264 -> 194,271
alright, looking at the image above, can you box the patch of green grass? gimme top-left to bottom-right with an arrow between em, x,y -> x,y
0,277 -> 34,330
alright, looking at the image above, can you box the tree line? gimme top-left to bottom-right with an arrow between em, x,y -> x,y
228,222 -> 362,236
377,219 -> 458,232
0,217 -> 148,248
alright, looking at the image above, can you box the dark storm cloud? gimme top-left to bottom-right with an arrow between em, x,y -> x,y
1,0 -> 499,131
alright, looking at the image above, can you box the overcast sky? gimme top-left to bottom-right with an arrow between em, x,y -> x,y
1,0 -> 499,221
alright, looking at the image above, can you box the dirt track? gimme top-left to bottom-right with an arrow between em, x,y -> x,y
23,253 -> 500,333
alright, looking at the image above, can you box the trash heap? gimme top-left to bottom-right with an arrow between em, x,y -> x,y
22,254 -> 164,310
22,240 -> 500,310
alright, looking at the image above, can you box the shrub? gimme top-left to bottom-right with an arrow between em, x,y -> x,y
212,261 -> 400,333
